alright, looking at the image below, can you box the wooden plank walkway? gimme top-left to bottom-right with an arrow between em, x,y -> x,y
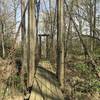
30,61 -> 64,100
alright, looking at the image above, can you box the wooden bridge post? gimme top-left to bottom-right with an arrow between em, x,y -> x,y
46,35 -> 49,59
39,35 -> 42,59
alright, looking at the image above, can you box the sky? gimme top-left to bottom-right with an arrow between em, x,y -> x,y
15,0 -> 100,36
16,0 -> 54,35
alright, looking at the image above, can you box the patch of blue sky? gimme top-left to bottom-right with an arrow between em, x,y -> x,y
16,6 -> 21,32
40,0 -> 49,12
96,0 -> 100,16
15,0 -> 100,36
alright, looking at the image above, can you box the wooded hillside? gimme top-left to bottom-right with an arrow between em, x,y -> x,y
0,0 -> 100,100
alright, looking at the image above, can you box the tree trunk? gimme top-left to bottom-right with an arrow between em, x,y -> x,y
36,0 -> 41,66
93,0 -> 96,52
1,22 -> 5,58
49,0 -> 54,63
27,0 -> 36,88
21,0 -> 27,89
89,0 -> 93,52
56,0 -> 65,89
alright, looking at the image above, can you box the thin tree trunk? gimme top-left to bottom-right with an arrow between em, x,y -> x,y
1,22 -> 5,58
49,0 -> 53,63
36,0 -> 41,66
93,0 -> 96,51
89,0 -> 93,52
56,0 -> 65,89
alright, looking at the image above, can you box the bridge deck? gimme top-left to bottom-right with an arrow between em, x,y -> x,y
30,61 -> 64,100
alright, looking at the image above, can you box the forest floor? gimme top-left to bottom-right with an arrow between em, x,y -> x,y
0,57 -> 24,100
0,59 -> 64,100
63,56 -> 100,100
37,59 -> 100,100
0,57 -> 100,100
